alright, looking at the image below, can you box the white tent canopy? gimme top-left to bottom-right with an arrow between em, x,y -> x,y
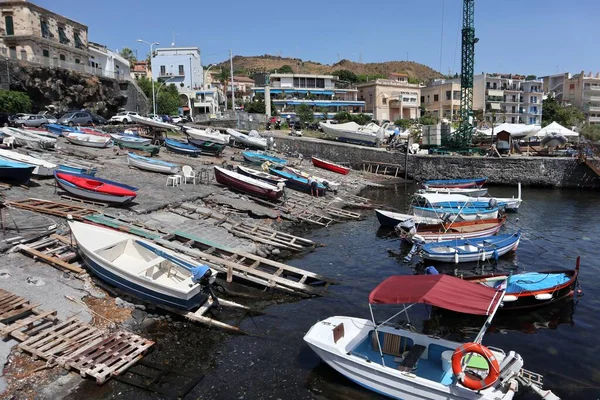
526,121 -> 579,139
476,123 -> 541,138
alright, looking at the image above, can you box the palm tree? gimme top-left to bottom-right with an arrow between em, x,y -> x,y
217,68 -> 230,110
119,47 -> 137,67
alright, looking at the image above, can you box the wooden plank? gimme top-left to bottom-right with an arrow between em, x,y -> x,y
0,310 -> 57,337
18,244 -> 84,274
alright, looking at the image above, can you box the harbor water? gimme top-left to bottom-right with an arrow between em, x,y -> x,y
76,184 -> 600,399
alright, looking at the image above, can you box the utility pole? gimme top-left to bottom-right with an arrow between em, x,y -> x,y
230,49 -> 235,111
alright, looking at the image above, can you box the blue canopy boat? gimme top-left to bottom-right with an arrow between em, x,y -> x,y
164,138 -> 202,157
0,158 -> 35,184
423,177 -> 487,189
419,231 -> 521,263
242,151 -> 287,165
269,167 -> 326,195
45,123 -> 81,137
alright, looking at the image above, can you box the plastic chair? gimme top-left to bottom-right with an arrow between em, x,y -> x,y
182,165 -> 196,185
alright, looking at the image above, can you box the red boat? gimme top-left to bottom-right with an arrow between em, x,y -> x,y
311,156 -> 350,175
54,171 -> 138,203
214,166 -> 283,201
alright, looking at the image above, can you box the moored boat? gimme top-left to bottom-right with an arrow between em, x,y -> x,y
0,149 -> 56,177
241,150 -> 287,165
375,209 -> 446,227
423,177 -> 487,189
164,138 -> 202,157
311,156 -> 350,175
424,187 -> 489,197
412,205 -> 500,221
318,120 -> 383,146
0,158 -> 35,184
395,217 -> 507,243
127,152 -> 180,174
65,133 -> 112,148
110,134 -> 152,146
419,231 -> 521,263
416,186 -> 522,212
269,167 -> 326,195
227,128 -> 271,150
183,126 -> 230,145
116,141 -> 160,156
214,166 -> 283,200
54,171 -> 138,204
186,137 -> 226,155
236,165 -> 286,185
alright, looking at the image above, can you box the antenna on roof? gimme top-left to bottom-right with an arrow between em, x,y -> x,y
171,30 -> 178,47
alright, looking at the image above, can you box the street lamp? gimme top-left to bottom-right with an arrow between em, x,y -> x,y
203,64 -> 216,90
137,39 -> 159,115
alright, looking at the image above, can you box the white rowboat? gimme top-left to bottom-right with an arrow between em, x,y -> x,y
65,133 -> 112,148
0,149 -> 56,176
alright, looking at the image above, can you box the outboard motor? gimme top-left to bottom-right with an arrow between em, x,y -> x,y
396,219 -> 417,237
191,265 -> 220,307
498,351 -> 524,385
441,212 -> 453,223
425,266 -> 439,275
488,198 -> 497,209
266,121 -> 272,131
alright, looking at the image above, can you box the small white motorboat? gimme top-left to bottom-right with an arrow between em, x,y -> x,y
0,127 -> 56,149
110,134 -> 152,146
227,128 -> 271,150
0,148 -> 56,176
424,187 -> 489,197
304,274 -> 558,400
319,121 -> 386,146
65,133 -> 112,148
415,185 -> 523,212
127,152 -> 180,174
130,114 -> 179,130
183,126 -> 230,145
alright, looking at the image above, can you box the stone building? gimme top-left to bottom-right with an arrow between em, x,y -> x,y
0,0 -> 88,69
356,73 -> 421,121
421,78 -> 461,121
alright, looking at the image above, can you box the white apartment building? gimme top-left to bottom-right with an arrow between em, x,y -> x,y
542,72 -> 600,124
473,73 -> 543,125
88,42 -> 130,80
356,73 -> 421,121
421,78 -> 461,121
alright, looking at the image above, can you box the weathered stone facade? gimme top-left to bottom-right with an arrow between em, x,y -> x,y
271,135 -> 600,189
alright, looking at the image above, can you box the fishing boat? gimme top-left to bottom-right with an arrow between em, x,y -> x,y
283,166 -> 340,192
311,156 -> 350,175
78,127 -> 111,137
130,114 -> 179,130
164,138 -> 202,157
241,150 -> 287,165
375,209 -> 446,227
27,152 -> 97,176
419,232 -> 521,263
214,166 -> 283,201
110,134 -> 152,146
0,127 -> 56,149
412,205 -> 500,221
416,186 -> 522,212
127,152 -> 180,174
183,126 -> 230,145
423,177 -> 487,189
0,149 -> 56,177
116,141 -> 160,156
65,133 -> 112,148
269,167 -> 326,195
22,127 -> 59,139
236,165 -> 286,185
304,274 -> 557,400
395,217 -> 507,243
318,120 -> 384,146
424,187 -> 489,197
462,257 -> 581,310
186,137 -> 226,156
227,128 -> 271,150
0,158 -> 35,184
44,123 -> 77,136
68,221 -> 215,310
54,171 -> 138,204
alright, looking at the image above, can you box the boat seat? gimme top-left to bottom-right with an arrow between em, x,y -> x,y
397,344 -> 426,372
371,331 -> 414,357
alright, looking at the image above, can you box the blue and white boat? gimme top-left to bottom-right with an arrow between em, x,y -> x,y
110,134 -> 151,146
269,167 -> 326,195
0,149 -> 56,177
242,151 -> 287,165
127,152 -> 180,174
415,189 -> 522,212
412,205 -> 500,221
68,221 -> 215,310
423,177 -> 487,189
44,123 -> 81,137
420,232 -> 521,263
164,138 -> 202,157
0,158 -> 35,184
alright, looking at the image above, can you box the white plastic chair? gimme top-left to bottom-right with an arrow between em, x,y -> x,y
182,165 -> 196,185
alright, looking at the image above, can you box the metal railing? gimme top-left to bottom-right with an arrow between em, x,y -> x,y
9,54 -> 129,81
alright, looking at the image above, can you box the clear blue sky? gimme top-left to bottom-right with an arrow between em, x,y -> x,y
37,0 -> 599,77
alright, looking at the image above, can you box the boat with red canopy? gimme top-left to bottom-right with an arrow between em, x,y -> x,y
304,274 -> 558,400
311,156 -> 350,175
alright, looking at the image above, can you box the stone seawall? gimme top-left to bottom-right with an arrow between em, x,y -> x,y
271,135 -> 600,189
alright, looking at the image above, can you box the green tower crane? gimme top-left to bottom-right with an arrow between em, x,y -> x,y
453,0 -> 478,148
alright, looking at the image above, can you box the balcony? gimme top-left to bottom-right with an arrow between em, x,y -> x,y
586,106 -> 600,112
504,98 -> 519,103
584,95 -> 600,102
501,86 -> 521,92
584,85 -> 600,91
158,72 -> 184,79
588,116 -> 600,123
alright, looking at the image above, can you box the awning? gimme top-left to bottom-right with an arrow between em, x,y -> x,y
368,275 -> 502,315
489,103 -> 501,110
488,89 -> 504,97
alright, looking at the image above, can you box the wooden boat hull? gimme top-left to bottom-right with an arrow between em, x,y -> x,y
127,153 -> 180,174
165,139 -> 201,157
226,128 -> 269,150
65,134 -> 112,148
412,206 -> 499,221
214,166 -> 282,200
311,156 -> 350,175
420,232 -> 521,263
236,165 -> 286,185
54,172 -> 137,204
375,209 -> 444,227
398,218 -> 507,243
111,135 -> 152,146
424,187 -> 489,197
0,150 -> 56,177
269,167 -> 326,195
187,138 -> 226,155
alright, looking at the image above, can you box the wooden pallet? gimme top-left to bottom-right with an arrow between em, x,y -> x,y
58,331 -> 154,384
0,289 -> 41,324
362,161 -> 404,177
227,221 -> 315,252
59,195 -> 109,208
16,234 -> 84,274
6,198 -> 99,220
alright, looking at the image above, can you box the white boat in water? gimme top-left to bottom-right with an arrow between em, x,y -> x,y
424,187 -> 489,197
183,126 -> 230,145
1,127 -> 56,150
416,184 -> 522,212
0,148 -> 56,176
227,128 -> 271,150
130,114 -> 179,130
319,121 -> 386,146
304,274 -> 558,400
65,133 -> 112,148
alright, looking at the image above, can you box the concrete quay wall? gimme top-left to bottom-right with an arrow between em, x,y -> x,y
272,135 -> 600,189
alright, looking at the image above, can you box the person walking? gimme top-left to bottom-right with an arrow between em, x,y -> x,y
308,176 -> 319,197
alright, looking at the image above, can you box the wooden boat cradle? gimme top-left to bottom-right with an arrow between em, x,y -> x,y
0,288 -> 153,384
362,161 -> 405,177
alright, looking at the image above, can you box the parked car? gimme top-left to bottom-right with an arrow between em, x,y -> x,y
109,111 -> 139,124
161,115 -> 173,123
147,114 -> 162,122
170,115 -> 183,124
91,113 -> 108,125
13,114 -> 57,128
58,111 -> 94,126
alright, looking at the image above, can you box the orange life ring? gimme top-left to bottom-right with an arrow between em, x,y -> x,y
451,342 -> 500,391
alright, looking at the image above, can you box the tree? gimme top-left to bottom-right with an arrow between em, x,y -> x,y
296,104 -> 314,124
119,48 -> 137,67
136,76 -> 153,99
0,90 -> 32,114
525,75 -> 537,81
156,84 -> 180,115
394,119 -> 413,130
542,96 -> 585,127
275,65 -> 294,74
332,69 -> 358,83
580,124 -> 600,142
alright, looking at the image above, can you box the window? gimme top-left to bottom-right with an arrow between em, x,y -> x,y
293,77 -> 299,87
59,54 -> 65,61
42,49 -> 49,58
74,31 -> 83,49
5,15 -> 14,36
453,90 -> 461,100
420,96 -> 424,103
160,65 -> 166,75
8,47 -> 16,59
427,95 -> 430,103
75,58 -> 80,64
531,96 -> 537,104
0,47 -> 6,56
40,18 -> 49,39
58,26 -> 69,44
382,97 -> 387,105
178,65 -> 184,75
19,49 -> 26,60
316,78 -> 325,88
434,94 -> 439,102
446,90 -> 451,100
306,78 -> 315,87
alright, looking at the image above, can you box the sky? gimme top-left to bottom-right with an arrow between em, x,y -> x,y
36,0 -> 600,77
